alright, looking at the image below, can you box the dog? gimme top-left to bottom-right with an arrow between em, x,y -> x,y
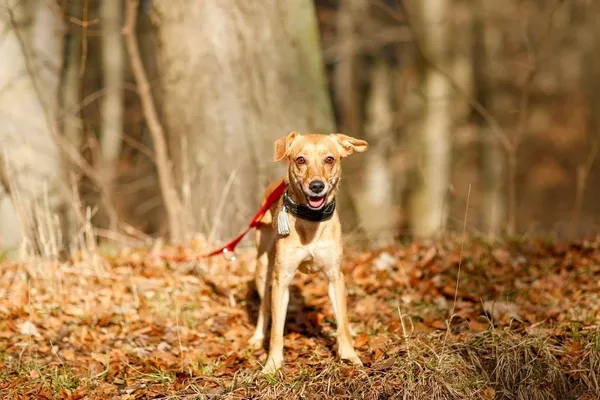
249,131 -> 368,374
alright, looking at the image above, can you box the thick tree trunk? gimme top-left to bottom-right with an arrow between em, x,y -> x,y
409,0 -> 452,237
0,0 -> 65,257
152,1 -> 335,240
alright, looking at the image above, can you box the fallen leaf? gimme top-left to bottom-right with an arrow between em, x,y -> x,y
18,321 -> 40,337
60,349 -> 75,361
469,319 -> 489,331
373,252 -> 398,271
492,248 -> 511,265
370,336 -> 389,350
483,300 -> 521,321
482,387 -> 496,400
419,247 -> 438,268
354,333 -> 370,349
372,357 -> 396,371
91,352 -> 109,366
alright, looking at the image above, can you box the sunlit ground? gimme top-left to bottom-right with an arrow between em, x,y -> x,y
0,237 -> 599,399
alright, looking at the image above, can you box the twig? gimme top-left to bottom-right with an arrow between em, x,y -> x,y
441,184 -> 471,354
93,227 -> 146,248
69,0 -> 98,78
170,293 -> 185,371
450,184 -> 471,319
123,0 -> 183,242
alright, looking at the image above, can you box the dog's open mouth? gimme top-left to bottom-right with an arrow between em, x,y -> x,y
307,195 -> 326,209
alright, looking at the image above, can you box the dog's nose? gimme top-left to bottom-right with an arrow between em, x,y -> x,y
309,180 -> 325,194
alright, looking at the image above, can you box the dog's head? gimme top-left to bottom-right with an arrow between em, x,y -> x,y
273,132 -> 368,210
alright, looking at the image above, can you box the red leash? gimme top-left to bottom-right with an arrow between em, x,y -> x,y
160,180 -> 286,262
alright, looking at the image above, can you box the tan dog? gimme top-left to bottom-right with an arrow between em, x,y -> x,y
249,132 -> 368,374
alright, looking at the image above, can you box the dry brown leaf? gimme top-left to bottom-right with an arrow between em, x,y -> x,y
61,348 -> 76,361
354,333 -> 370,349
91,352 -> 109,366
482,387 -> 496,400
372,357 -> 396,371
419,247 -> 438,268
492,248 -> 511,265
469,319 -> 489,331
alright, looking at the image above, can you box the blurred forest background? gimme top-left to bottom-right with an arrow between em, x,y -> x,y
0,0 -> 598,259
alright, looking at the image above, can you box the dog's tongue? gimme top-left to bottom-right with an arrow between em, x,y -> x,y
308,196 -> 326,209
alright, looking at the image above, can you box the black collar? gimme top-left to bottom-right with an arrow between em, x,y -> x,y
283,191 -> 336,222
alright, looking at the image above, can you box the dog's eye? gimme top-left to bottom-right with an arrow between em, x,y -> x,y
325,156 -> 335,165
296,156 -> 306,164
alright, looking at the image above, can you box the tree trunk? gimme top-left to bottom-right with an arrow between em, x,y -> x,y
333,0 -> 386,241
334,0 -> 366,139
449,0 -> 474,119
56,0 -> 84,246
351,58 -> 396,246
0,0 -> 65,257
152,1 -> 335,240
475,1 -> 507,239
99,0 -> 125,231
570,0 -> 600,238
409,0 -> 452,238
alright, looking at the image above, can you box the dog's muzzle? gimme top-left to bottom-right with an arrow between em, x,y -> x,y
306,179 -> 327,209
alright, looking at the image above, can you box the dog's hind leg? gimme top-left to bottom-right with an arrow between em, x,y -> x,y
248,223 -> 275,349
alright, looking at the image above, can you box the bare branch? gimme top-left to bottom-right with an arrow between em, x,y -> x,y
123,0 -> 183,242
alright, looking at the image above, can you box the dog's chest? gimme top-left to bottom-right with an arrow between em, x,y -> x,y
296,242 -> 339,274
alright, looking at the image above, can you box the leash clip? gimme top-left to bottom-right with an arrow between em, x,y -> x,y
222,247 -> 237,262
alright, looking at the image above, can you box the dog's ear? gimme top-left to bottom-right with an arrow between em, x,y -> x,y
274,131 -> 300,162
333,134 -> 369,157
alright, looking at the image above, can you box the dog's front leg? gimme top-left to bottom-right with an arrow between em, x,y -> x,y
325,266 -> 363,366
249,225 -> 275,349
261,248 -> 301,374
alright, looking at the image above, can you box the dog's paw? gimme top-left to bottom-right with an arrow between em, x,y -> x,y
248,334 -> 265,350
261,355 -> 283,375
340,351 -> 363,367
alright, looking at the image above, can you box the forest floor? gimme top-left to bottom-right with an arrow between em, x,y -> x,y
0,236 -> 599,399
